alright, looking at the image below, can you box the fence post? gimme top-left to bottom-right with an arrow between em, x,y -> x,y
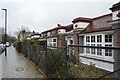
45,40 -> 48,78
65,45 -> 68,78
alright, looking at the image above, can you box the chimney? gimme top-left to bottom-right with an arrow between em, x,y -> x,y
57,24 -> 61,27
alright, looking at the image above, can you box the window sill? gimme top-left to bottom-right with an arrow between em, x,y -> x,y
79,53 -> 114,63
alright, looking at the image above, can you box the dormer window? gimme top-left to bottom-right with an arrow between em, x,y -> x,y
75,24 -> 78,27
117,12 -> 120,18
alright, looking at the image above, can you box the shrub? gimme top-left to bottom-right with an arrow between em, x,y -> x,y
34,40 -> 46,46
14,41 -> 22,53
69,62 -> 104,78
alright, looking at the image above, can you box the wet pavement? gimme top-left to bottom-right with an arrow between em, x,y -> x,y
0,52 -> 2,80
1,46 -> 44,78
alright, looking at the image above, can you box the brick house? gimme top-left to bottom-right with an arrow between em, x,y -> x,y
18,30 -> 33,41
108,1 -> 120,77
41,24 -> 73,47
30,32 -> 41,40
78,13 -> 115,72
72,17 -> 92,54
40,2 -> 120,76
73,2 -> 120,75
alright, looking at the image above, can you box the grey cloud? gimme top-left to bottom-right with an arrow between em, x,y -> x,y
0,0 -> 119,36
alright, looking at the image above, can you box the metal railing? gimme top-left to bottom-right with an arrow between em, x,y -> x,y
19,42 -> 120,79
68,45 -> 120,79
20,41 -> 66,78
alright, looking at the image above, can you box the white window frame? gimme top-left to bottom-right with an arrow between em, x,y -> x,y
105,35 -> 112,43
91,36 -> 95,43
105,44 -> 113,57
84,33 -> 113,59
86,44 -> 90,54
97,35 -> 102,43
97,44 -> 102,56
91,44 -> 96,55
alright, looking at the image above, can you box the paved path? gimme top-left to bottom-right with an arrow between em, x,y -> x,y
0,52 -> 2,80
1,46 -> 44,78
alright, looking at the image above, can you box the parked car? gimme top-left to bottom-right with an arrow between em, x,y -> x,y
0,44 -> 5,54
6,42 -> 11,47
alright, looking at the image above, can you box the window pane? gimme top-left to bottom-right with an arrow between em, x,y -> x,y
53,39 -> 56,42
91,36 -> 95,42
86,36 -> 87,42
86,44 -> 90,54
91,44 -> 95,55
97,44 -> 102,56
105,38 -> 108,42
88,36 -> 90,42
97,35 -> 102,42
105,35 -> 108,38
105,53 -> 108,56
109,35 -> 112,39
53,43 -> 56,47
86,36 -> 90,42
105,35 -> 112,43
105,44 -> 112,57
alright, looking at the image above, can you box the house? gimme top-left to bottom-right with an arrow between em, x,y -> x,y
30,32 -> 41,40
71,2 -> 120,74
72,17 -> 92,54
108,1 -> 120,77
60,18 -> 90,55
18,30 -> 33,41
41,24 -> 73,47
78,13 -> 115,72
40,2 -> 120,76
21,31 -> 41,40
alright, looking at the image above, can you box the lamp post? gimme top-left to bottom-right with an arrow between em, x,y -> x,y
2,8 -> 7,56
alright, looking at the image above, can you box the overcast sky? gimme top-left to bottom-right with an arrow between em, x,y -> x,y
0,0 -> 119,36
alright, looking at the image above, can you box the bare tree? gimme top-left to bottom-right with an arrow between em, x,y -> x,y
0,27 -> 16,43
15,26 -> 30,35
0,27 -> 5,34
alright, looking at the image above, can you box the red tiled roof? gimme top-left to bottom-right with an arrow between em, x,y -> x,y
41,24 -> 73,34
72,17 -> 92,23
110,2 -> 120,11
81,13 -> 114,33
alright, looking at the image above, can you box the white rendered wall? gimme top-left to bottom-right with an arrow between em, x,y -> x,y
73,22 -> 89,29
58,29 -> 66,33
80,57 -> 114,72
47,32 -> 50,36
112,10 -> 120,20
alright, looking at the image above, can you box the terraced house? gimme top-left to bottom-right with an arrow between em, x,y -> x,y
58,1 -> 120,74
73,2 -> 120,73
41,24 -> 73,47
40,2 -> 120,75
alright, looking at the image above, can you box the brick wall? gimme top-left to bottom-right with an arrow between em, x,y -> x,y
113,27 -> 120,77
57,35 -> 66,47
73,34 -> 79,55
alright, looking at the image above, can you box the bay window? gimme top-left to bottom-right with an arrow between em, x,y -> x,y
84,34 -> 113,58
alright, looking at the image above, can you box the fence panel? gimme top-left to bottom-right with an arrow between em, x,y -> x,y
19,42 -> 120,79
67,45 -> 120,79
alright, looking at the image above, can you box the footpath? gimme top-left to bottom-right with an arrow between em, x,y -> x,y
1,46 -> 44,79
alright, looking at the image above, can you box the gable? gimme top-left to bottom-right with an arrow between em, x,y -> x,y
83,14 -> 113,33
